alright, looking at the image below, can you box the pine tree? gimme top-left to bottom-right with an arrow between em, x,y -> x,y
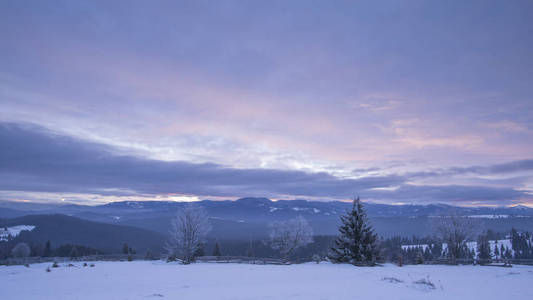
213,242 -> 222,256
246,239 -> 255,257
193,243 -> 205,257
415,251 -> 424,264
43,240 -> 52,257
69,245 -> 79,258
328,197 -> 379,265
145,249 -> 154,260
477,233 -> 491,264
494,244 -> 500,258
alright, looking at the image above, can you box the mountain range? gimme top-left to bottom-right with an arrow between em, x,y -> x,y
2,198 -> 533,240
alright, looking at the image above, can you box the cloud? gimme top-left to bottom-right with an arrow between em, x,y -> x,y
485,121 -> 528,133
1,122 -> 531,205
363,184 -> 530,205
0,122 -> 403,199
405,159 -> 533,179
388,119 -> 485,149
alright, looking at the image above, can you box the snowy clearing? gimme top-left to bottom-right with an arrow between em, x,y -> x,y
0,225 -> 35,241
1,261 -> 533,299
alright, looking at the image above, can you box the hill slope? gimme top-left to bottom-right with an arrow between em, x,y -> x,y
0,214 -> 165,254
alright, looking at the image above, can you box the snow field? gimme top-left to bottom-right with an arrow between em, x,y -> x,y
1,261 -> 533,300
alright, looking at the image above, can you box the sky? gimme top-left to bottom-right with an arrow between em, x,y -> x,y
1,1 -> 532,206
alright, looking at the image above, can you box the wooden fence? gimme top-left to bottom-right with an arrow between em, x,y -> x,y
0,255 -> 285,266
2,255 -> 533,267
194,256 -> 286,265
411,258 -> 533,266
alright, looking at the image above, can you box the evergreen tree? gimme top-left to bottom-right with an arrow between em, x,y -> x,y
477,233 -> 491,264
504,247 -> 512,259
43,240 -> 52,257
494,244 -> 500,258
213,242 -> 222,256
193,243 -> 205,257
246,239 -> 255,257
145,249 -> 154,260
69,245 -> 79,258
431,242 -> 443,259
328,197 -> 378,265
122,243 -> 129,254
415,251 -> 424,264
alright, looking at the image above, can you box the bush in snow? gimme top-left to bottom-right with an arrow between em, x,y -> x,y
268,216 -> 314,262
328,197 -> 379,265
164,204 -> 211,264
312,254 -> 321,264
11,242 -> 30,258
413,277 -> 436,290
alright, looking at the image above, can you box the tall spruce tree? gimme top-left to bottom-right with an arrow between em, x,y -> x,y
328,197 -> 378,265
43,240 -> 52,257
69,245 -> 79,258
477,233 -> 492,264
494,244 -> 500,258
122,243 -> 129,254
213,242 -> 222,256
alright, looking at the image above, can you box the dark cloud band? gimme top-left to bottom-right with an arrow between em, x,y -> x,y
0,122 -> 530,204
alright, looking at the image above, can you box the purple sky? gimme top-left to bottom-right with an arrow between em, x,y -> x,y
1,1 -> 532,206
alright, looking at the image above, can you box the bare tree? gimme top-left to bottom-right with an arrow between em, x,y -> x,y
164,204 -> 211,264
432,215 -> 482,263
11,242 -> 31,259
268,216 -> 314,262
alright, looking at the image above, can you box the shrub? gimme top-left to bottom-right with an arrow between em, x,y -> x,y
413,277 -> 436,290
312,254 -> 321,264
415,252 -> 424,265
382,277 -> 403,283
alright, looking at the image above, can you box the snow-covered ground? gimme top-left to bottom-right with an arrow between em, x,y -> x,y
0,225 -> 35,241
1,261 -> 532,299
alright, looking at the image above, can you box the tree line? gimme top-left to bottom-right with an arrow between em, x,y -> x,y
163,198 -> 533,266
2,198 -> 533,266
